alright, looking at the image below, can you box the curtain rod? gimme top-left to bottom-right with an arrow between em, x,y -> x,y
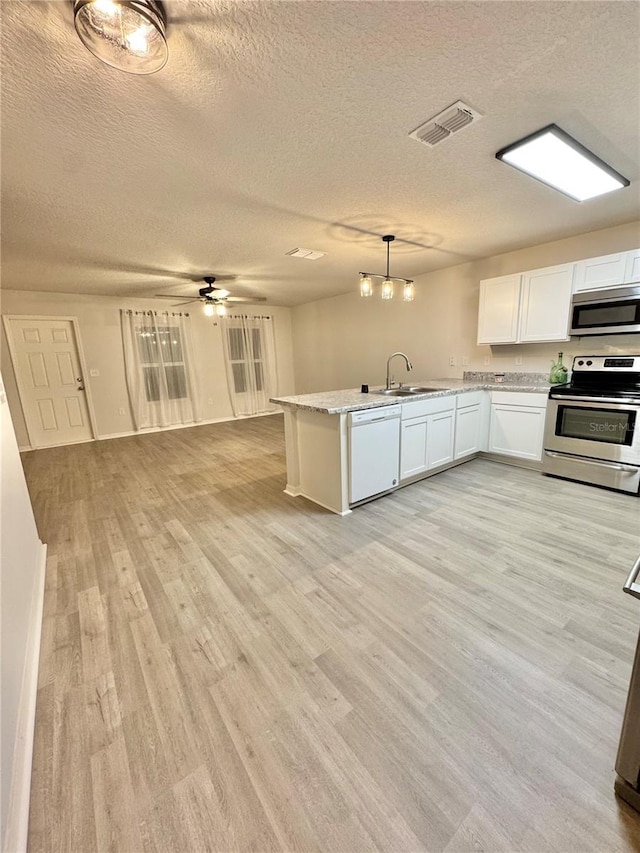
124,309 -> 190,317
226,314 -> 272,320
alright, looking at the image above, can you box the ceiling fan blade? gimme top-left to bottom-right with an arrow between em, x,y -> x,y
153,294 -> 199,301
226,296 -> 268,303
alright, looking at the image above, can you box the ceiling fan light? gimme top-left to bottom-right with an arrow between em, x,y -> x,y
403,282 -> 415,302
381,278 -> 394,300
73,0 -> 168,75
203,301 -> 215,317
360,274 -> 373,298
216,303 -> 227,317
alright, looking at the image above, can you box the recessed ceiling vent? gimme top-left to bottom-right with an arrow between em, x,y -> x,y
409,100 -> 483,147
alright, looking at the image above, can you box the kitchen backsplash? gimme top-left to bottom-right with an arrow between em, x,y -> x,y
463,370 -> 550,385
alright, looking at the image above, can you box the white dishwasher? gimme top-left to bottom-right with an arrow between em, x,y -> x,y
348,405 -> 401,504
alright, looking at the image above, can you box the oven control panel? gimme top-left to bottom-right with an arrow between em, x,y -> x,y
573,355 -> 640,371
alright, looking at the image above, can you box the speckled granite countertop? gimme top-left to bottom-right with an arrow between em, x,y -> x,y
271,377 -> 551,415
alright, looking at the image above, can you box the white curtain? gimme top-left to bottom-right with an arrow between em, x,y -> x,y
121,310 -> 201,429
220,314 -> 278,416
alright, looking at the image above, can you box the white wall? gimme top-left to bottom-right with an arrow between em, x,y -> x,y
292,220 -> 640,393
0,372 -> 45,850
0,292 -> 295,449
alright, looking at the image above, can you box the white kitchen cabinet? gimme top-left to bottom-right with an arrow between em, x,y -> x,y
488,392 -> 547,461
400,417 -> 428,480
400,396 -> 455,481
573,252 -> 628,292
477,274 -> 521,344
625,249 -> 640,284
518,265 -> 573,342
427,410 -> 455,469
478,265 -> 573,345
454,391 -> 488,459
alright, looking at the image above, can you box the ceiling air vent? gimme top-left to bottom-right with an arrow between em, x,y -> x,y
409,100 -> 483,147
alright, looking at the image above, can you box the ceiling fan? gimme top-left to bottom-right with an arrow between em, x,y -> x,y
154,276 -> 267,317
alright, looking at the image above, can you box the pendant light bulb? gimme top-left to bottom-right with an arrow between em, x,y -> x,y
403,282 -> 415,302
381,278 -> 394,300
73,0 -> 168,75
203,301 -> 215,317
216,303 -> 227,317
360,274 -> 373,298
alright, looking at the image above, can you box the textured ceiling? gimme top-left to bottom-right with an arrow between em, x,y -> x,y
1,0 -> 639,306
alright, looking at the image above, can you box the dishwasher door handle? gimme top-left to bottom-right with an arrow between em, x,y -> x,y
624,554 -> 640,600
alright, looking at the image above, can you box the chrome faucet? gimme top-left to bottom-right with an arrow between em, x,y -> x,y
386,352 -> 413,389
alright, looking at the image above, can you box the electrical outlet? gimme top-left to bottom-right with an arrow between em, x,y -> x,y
449,356 -> 457,367
207,398 -> 214,405
118,407 -> 125,415
515,356 -> 524,366
462,356 -> 469,367
484,356 -> 491,365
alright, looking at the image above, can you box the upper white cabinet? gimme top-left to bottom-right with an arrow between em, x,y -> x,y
573,248 -> 640,292
518,265 -> 573,343
625,250 -> 640,284
573,252 -> 628,292
477,275 -> 522,344
478,265 -> 573,345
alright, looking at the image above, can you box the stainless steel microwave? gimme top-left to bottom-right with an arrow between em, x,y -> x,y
570,284 -> 640,336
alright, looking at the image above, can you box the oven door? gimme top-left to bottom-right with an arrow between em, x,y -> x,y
544,396 -> 640,465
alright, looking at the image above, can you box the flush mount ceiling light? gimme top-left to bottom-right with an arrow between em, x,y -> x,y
73,0 -> 168,75
495,124 -> 630,202
359,235 -> 414,302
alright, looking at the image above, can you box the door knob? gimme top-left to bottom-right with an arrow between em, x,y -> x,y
76,376 -> 85,391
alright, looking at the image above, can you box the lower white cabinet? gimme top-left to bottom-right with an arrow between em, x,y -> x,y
454,391 -> 488,459
400,417 -> 428,480
488,392 -> 547,461
400,397 -> 455,481
428,410 -> 455,469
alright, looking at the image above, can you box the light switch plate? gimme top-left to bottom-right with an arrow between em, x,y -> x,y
515,357 -> 523,366
90,369 -> 100,377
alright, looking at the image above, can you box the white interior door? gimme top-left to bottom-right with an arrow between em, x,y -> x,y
7,317 -> 93,448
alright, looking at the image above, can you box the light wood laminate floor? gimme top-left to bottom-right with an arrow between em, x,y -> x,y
23,414 -> 640,852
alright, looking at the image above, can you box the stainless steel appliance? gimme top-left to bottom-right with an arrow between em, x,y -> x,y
615,554 -> 640,812
570,284 -> 640,336
543,355 -> 640,494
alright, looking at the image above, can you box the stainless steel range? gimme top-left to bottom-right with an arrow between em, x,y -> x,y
543,355 -> 640,494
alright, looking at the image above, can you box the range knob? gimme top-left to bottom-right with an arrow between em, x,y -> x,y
577,360 -> 584,365
586,360 -> 593,366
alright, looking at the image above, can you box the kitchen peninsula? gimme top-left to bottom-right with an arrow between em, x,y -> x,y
271,373 -> 550,515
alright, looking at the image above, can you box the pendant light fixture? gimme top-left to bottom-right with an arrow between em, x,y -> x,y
73,0 -> 168,75
359,235 -> 415,302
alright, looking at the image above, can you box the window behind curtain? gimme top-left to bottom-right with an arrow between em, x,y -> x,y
137,325 -> 188,402
227,326 -> 264,395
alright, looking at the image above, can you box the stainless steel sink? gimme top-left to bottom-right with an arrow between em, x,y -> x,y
373,386 -> 444,397
374,388 -> 420,396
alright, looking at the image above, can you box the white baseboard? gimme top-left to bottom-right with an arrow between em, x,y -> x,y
3,542 -> 47,853
98,410 -> 281,442
19,410 -> 283,450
